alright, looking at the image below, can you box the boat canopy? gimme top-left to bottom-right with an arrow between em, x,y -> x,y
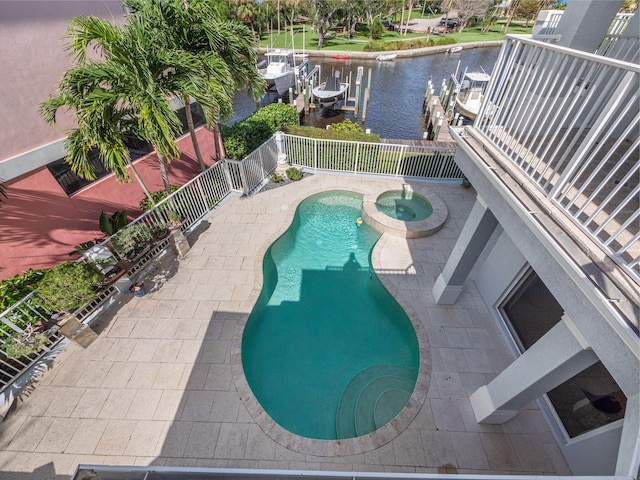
463,72 -> 491,83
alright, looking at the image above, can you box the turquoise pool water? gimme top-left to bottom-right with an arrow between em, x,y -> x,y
376,190 -> 433,222
242,191 -> 419,440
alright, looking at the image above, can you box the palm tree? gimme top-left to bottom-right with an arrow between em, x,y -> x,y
41,9 -> 226,196
126,0 -> 265,171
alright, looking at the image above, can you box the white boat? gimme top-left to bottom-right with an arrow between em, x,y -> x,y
259,50 -> 297,95
376,53 -> 397,61
447,46 -> 463,54
453,70 -> 491,120
312,70 -> 349,108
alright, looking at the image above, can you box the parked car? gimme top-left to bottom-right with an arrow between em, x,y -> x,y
381,20 -> 395,31
439,17 -> 461,28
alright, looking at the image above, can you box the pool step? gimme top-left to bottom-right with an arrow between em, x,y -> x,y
336,364 -> 417,439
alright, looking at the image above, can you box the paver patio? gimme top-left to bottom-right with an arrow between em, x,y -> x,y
0,174 -> 571,479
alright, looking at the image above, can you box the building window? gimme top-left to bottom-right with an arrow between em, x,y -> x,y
175,103 -> 206,135
47,136 -> 152,196
46,104 -> 204,196
501,271 -> 626,438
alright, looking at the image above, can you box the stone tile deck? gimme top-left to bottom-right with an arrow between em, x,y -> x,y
0,174 -> 571,479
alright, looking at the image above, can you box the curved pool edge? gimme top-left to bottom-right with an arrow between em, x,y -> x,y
230,179 -> 433,456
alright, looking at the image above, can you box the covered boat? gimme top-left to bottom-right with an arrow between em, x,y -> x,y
312,70 -> 349,108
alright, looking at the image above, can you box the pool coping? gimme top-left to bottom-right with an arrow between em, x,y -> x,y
230,179 -> 432,456
362,184 -> 448,238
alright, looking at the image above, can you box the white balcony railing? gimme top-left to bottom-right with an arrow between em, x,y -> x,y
475,35 -> 640,283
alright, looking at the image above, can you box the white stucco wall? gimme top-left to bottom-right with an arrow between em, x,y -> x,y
0,1 -> 126,164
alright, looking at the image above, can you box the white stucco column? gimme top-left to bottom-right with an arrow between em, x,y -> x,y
555,0 -> 623,53
470,315 -> 599,424
616,392 -> 640,476
432,195 -> 498,304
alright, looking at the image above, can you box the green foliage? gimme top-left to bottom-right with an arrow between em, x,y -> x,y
0,270 -> 50,331
283,125 -> 380,143
271,172 -> 286,183
285,167 -> 303,181
252,102 -> 299,131
370,18 -> 384,40
38,262 -> 103,312
221,103 -> 298,160
139,186 -> 180,211
68,238 -> 105,257
328,119 -> 364,133
363,35 -> 456,52
0,269 -> 48,312
111,223 -> 154,257
3,332 -> 49,360
99,210 -> 128,235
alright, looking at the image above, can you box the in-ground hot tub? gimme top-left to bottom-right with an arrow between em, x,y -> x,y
375,189 -> 433,222
362,184 -> 447,238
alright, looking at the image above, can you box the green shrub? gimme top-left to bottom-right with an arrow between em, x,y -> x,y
328,119 -> 364,133
271,172 -> 286,183
370,18 -> 384,40
0,269 -> 50,332
286,167 -> 303,181
251,102 -> 299,132
139,186 -> 180,211
221,103 -> 298,160
283,125 -> 380,142
363,35 -> 455,52
0,269 -> 48,313
38,261 -> 103,312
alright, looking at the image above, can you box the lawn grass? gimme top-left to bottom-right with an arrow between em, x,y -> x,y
259,22 -> 533,53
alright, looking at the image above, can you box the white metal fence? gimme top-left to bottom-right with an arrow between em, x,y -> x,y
595,13 -> 638,63
0,134 -> 461,394
476,35 -> 639,283
283,134 -> 461,179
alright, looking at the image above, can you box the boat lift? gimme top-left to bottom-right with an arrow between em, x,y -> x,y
294,65 -> 373,125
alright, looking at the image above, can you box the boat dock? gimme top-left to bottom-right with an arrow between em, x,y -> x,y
293,66 -> 373,123
421,77 -> 460,142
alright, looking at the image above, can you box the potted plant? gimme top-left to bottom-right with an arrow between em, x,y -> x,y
165,212 -> 190,257
129,282 -> 146,297
110,223 -> 154,260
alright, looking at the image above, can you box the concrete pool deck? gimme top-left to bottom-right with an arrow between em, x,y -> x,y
0,174 -> 571,478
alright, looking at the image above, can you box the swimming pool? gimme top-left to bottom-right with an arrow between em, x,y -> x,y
242,191 -> 419,440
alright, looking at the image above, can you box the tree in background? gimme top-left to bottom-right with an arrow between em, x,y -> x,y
310,0 -> 349,48
451,0 -> 493,32
515,0 -> 540,26
229,0 -> 258,30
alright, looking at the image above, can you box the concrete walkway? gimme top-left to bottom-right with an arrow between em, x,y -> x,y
0,175 -> 570,479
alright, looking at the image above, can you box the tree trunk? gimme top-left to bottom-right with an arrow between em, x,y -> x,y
406,0 -> 414,36
317,26 -> 325,48
127,158 -> 155,206
504,0 -> 520,35
183,93 -> 206,172
212,124 -> 222,161
156,151 -> 172,194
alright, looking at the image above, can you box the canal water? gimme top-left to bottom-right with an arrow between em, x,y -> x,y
230,46 -> 500,141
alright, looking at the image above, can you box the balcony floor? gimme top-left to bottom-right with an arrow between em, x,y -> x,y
0,175 -> 571,479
